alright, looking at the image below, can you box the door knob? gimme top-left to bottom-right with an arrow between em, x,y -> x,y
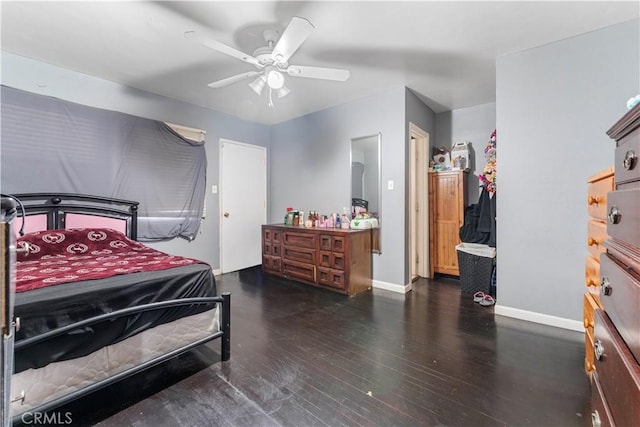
224,212 -> 230,218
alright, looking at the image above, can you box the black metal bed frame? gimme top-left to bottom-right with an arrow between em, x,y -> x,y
6,193 -> 230,424
12,193 -> 140,240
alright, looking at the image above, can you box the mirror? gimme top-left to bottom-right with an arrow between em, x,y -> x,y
350,133 -> 381,253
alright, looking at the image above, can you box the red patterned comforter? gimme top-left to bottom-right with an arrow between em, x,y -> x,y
16,228 -> 204,293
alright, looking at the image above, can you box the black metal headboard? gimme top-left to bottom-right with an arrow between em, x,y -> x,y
9,193 -> 139,240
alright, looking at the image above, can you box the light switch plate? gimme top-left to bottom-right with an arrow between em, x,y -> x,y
387,180 -> 394,190
211,185 -> 218,194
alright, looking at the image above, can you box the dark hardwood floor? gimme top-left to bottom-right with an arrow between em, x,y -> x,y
24,267 -> 590,426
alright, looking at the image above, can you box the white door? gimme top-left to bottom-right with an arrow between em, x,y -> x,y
220,140 -> 267,273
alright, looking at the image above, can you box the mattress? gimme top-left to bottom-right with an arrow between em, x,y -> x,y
15,262 -> 217,372
11,306 -> 218,417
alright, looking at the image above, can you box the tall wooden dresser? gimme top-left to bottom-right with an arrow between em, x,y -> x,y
589,103 -> 640,427
584,167 -> 614,377
429,170 -> 467,277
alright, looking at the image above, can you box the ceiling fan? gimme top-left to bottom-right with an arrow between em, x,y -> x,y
185,16 -> 350,106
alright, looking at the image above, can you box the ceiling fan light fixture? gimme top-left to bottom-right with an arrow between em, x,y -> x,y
266,69 -> 285,90
248,74 -> 267,95
276,84 -> 291,99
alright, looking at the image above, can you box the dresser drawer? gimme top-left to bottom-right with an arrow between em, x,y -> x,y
593,309 -> 640,427
606,188 -> 640,249
262,255 -> 281,273
319,251 -> 346,270
263,242 -> 281,257
599,253 -> 640,363
283,246 -> 316,264
283,231 -> 318,249
587,220 -> 608,259
282,259 -> 316,283
320,235 -> 346,253
590,372 -> 616,427
317,267 -> 346,290
263,227 -> 282,243
584,292 -> 599,332
585,256 -> 602,307
588,168 -> 615,221
584,293 -> 599,375
615,126 -> 640,185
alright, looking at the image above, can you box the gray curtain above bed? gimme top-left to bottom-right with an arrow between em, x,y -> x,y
0,85 -> 206,241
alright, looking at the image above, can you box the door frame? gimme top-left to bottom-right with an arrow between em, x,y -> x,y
409,122 -> 429,280
219,138 -> 267,273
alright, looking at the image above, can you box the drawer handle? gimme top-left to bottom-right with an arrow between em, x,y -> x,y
600,277 -> 612,296
591,410 -> 601,427
594,339 -> 604,361
587,237 -> 599,246
587,196 -> 601,206
623,149 -> 636,171
607,206 -> 620,224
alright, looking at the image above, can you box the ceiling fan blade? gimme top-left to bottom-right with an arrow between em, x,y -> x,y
286,65 -> 350,81
271,17 -> 314,64
208,71 -> 260,88
185,31 -> 261,67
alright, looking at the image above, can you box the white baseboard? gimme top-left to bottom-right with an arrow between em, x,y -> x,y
212,268 -> 222,276
494,304 -> 584,333
372,279 -> 412,294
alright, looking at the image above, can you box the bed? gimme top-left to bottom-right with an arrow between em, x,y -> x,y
5,193 -> 230,423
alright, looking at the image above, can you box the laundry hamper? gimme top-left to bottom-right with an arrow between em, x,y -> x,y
456,243 -> 496,295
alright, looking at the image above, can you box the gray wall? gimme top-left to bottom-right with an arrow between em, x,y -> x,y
496,19 -> 639,323
269,88 -> 408,287
435,103 -> 496,203
0,51 -> 271,270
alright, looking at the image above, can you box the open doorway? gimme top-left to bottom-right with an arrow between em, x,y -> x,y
409,123 -> 429,280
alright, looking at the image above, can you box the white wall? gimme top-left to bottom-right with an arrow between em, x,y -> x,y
1,51 -> 271,270
435,103 -> 496,203
496,19 -> 639,325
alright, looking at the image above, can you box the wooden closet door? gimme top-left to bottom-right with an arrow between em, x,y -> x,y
429,171 -> 466,276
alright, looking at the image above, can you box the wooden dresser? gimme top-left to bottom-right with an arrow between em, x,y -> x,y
584,167 -> 614,377
262,224 -> 372,296
589,103 -> 640,427
429,170 -> 467,277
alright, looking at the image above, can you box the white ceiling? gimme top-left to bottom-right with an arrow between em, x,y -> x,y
1,1 -> 638,125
